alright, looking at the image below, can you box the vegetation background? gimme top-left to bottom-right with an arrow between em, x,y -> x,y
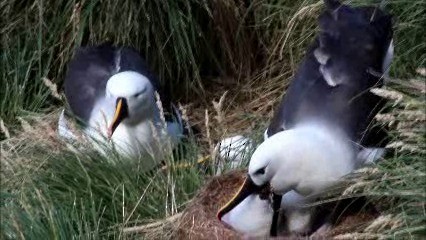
1,0 -> 425,239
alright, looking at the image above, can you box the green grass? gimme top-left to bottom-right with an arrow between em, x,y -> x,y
1,0 -> 425,239
2,0 -> 424,124
1,131 -> 206,238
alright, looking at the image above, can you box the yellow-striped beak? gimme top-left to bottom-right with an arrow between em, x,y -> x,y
217,175 -> 282,237
217,175 -> 264,220
107,97 -> 128,139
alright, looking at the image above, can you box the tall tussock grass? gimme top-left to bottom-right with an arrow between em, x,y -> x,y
3,0 -> 423,124
1,0 -> 266,125
334,75 -> 426,238
1,0 -> 425,239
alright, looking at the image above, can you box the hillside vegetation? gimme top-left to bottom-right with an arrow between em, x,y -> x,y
1,0 -> 425,239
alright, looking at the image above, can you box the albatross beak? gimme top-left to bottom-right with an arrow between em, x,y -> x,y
217,175 -> 265,220
107,97 -> 128,138
217,175 -> 283,237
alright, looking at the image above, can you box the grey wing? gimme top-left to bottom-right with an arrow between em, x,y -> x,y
266,42 -> 323,137
64,46 -> 116,122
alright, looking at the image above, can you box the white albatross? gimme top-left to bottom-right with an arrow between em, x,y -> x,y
217,0 -> 394,237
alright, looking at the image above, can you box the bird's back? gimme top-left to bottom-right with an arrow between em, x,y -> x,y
64,44 -> 158,122
268,2 -> 393,145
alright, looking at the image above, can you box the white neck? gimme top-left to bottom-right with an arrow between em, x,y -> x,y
85,97 -> 169,162
255,123 -> 356,196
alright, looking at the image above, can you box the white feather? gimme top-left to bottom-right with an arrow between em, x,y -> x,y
221,195 -> 273,237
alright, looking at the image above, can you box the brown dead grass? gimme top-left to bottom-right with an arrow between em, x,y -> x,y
186,72 -> 289,156
172,170 -> 246,239
1,110 -> 66,176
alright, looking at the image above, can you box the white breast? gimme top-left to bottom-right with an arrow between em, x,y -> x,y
110,120 -> 161,158
221,195 -> 273,238
84,98 -> 175,168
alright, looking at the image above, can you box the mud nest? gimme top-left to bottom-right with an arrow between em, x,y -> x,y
172,170 -> 246,239
169,170 -> 379,239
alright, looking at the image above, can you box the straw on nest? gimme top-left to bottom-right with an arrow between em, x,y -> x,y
172,170 -> 246,239
136,169 -> 381,239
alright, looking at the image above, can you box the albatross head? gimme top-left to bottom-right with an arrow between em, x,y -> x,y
217,124 -> 355,236
105,71 -> 156,138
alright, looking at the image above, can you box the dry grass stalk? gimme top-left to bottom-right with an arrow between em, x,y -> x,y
274,1 -> 322,61
122,213 -> 182,234
416,67 -> 426,76
0,118 -> 10,138
386,141 -> 420,153
333,233 -> 383,239
364,214 -> 402,233
178,103 -> 190,131
18,117 -> 34,133
409,79 -> 426,93
212,91 -> 228,125
204,109 -> 214,157
42,77 -> 63,100
374,113 -> 396,126
370,88 -> 404,103
353,168 -> 379,175
155,92 -> 167,131
342,181 -> 371,196
69,2 -> 81,30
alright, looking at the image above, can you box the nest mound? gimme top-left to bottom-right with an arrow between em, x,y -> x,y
170,170 -> 378,239
172,170 -> 246,239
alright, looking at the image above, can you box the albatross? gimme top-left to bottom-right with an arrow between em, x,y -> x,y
59,44 -> 184,168
217,0 -> 394,237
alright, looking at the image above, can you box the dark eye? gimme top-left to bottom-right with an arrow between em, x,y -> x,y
255,167 -> 265,175
133,93 -> 141,98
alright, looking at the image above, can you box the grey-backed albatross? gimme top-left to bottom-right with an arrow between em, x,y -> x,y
217,0 -> 394,237
59,44 -> 184,168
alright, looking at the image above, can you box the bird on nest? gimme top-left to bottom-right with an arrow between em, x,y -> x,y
217,0 -> 394,237
58,44 -> 184,170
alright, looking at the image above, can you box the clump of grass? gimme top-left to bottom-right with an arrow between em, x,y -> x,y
0,116 -> 203,239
